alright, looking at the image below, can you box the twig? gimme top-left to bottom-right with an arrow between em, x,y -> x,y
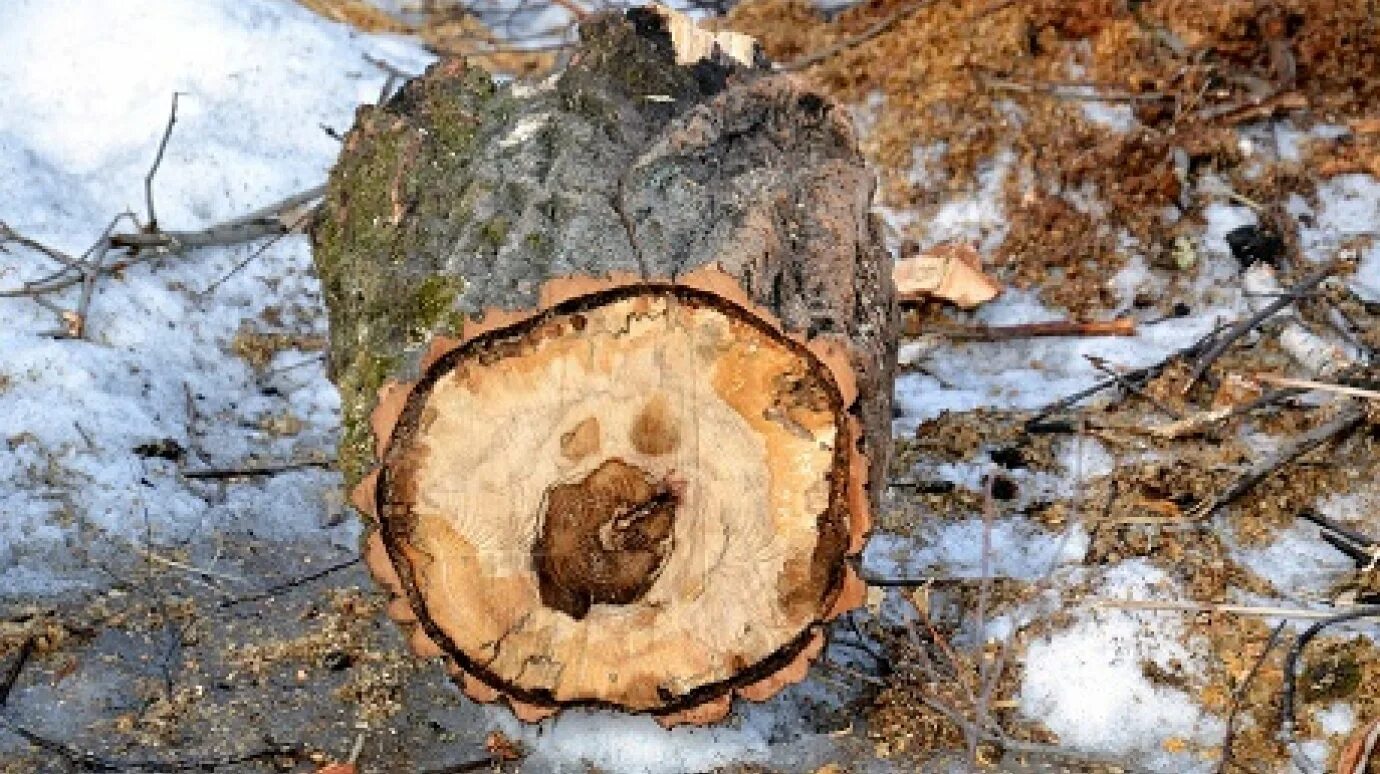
1144,384 -> 1306,439
1184,261 -> 1338,393
780,0 -> 930,71
972,474 -> 998,762
907,689 -> 1152,772
1092,598 -> 1369,620
3,723 -> 302,773
181,458 -> 335,480
144,93 -> 181,233
982,75 -> 1169,103
198,224 -> 296,296
1024,326 -> 1225,431
0,637 -> 34,708
1087,355 -> 1184,419
71,212 -> 138,339
1280,607 -> 1380,754
110,184 -> 326,253
1251,374 -> 1380,402
1186,402 -> 1366,520
944,317 -> 1135,341
142,549 -> 248,585
219,556 -> 361,609
0,221 -> 81,268
1216,621 -> 1287,774
1299,510 -> 1377,559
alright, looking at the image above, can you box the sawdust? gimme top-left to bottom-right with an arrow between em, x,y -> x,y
728,0 -> 1378,314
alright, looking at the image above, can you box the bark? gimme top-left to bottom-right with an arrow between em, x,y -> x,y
312,7 -> 896,724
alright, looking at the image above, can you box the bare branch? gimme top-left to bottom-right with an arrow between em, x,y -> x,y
144,93 -> 183,232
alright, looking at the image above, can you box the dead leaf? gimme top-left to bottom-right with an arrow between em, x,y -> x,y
485,730 -> 523,762
893,243 -> 1001,309
61,310 -> 82,338
1211,373 -> 1263,410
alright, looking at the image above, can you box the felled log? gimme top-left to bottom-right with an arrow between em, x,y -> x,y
311,6 -> 896,725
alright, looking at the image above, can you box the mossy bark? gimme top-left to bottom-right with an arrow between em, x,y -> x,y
312,8 -> 897,512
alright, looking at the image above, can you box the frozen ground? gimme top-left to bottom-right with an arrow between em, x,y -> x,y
1,1 -> 1378,773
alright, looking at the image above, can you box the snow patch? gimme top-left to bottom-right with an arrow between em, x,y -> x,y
1020,561 -> 1223,770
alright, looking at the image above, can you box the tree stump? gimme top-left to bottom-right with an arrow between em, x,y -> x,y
311,6 -> 896,725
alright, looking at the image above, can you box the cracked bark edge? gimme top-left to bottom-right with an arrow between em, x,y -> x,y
355,266 -> 870,723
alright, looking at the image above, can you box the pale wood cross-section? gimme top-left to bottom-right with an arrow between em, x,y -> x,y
357,275 -> 869,722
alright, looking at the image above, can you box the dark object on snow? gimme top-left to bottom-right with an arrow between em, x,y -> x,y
1225,224 -> 1286,269
134,438 -> 185,461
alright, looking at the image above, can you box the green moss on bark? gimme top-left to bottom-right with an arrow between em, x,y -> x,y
313,60 -> 500,488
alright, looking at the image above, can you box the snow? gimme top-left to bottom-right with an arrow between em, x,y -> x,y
0,0 -> 424,596
863,521 -> 1087,581
1020,561 -> 1224,770
493,711 -> 770,774
1230,519 -> 1356,602
892,283 -> 1221,432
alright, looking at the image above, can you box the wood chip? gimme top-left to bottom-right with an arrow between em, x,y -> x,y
893,243 -> 1002,308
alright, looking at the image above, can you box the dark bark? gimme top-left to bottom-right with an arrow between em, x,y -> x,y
312,9 -> 896,503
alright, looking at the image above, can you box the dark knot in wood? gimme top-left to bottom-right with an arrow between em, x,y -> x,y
534,458 -> 679,620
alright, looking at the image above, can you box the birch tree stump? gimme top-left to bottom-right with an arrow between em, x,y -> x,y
312,7 -> 896,725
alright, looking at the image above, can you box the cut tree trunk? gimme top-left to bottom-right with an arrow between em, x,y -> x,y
311,6 -> 896,725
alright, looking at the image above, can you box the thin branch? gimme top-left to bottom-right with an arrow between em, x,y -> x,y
3,722 -> 302,773
1091,598 -> 1370,620
982,75 -> 1170,103
1216,621 -> 1287,774
1087,355 -> 1184,419
944,317 -> 1136,341
780,0 -> 930,71
71,212 -> 138,339
218,556 -> 361,609
181,458 -> 335,480
1026,323 -> 1224,431
144,93 -> 182,232
1184,261 -> 1339,393
1280,607 -> 1380,753
110,184 -> 326,253
1252,373 -> 1380,402
1186,402 -> 1366,520
0,637 -> 34,708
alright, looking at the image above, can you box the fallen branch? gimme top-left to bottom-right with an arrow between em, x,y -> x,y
110,184 -> 325,253
1183,261 -> 1339,393
218,555 -> 361,609
944,317 -> 1135,341
3,723 -> 303,773
1251,374 -> 1380,402
181,457 -> 335,480
780,0 -> 930,71
1216,622 -> 1287,774
1280,607 -> 1380,758
1092,598 -> 1368,620
1185,402 -> 1366,520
